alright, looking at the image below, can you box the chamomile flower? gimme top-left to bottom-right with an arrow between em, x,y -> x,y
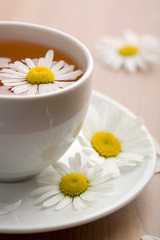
31,153 -> 114,211
95,29 -> 160,73
78,103 -> 152,177
0,50 -> 83,95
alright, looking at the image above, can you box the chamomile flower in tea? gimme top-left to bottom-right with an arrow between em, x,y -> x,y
0,49 -> 83,95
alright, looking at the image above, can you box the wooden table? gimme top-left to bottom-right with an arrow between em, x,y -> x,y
0,0 -> 160,239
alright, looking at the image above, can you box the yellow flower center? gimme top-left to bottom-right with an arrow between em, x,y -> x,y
60,173 -> 89,197
118,46 -> 138,56
26,66 -> 55,85
91,132 -> 121,158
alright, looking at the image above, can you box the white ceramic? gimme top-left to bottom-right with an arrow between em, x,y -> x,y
0,22 -> 93,182
0,91 -> 156,234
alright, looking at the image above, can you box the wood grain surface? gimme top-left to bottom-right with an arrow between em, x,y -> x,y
0,0 -> 160,239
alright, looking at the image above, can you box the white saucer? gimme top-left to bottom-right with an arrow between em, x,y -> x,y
0,90 -> 156,234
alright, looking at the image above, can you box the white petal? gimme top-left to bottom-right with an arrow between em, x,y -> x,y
27,84 -> 38,95
103,159 -> 120,177
38,84 -> 48,94
55,81 -> 72,88
25,58 -> 36,69
83,146 -> 95,155
121,140 -> 151,153
43,193 -> 64,207
115,152 -> 143,165
38,57 -> 44,66
78,136 -> 92,148
102,105 -> 124,133
90,183 -> 114,193
68,152 -> 81,173
40,84 -> 52,93
124,59 -> 137,73
73,196 -> 87,210
56,65 -> 74,75
123,29 -> 139,43
43,50 -> 54,68
46,83 -> 60,92
0,199 -> 22,215
43,83 -> 58,93
82,123 -> 93,140
0,73 -> 24,79
82,109 -> 100,135
54,196 -> 72,210
11,61 -> 29,73
120,128 -> 147,143
37,172 -> 61,185
119,117 -> 143,140
85,165 -> 100,179
3,81 -> 26,87
12,83 -> 32,94
118,152 -> 144,160
2,78 -> 26,83
34,189 -> 60,204
53,161 -> 71,175
109,56 -> 123,71
55,70 -> 83,80
91,172 -> 113,185
31,185 -> 58,196
51,60 -> 65,72
122,138 -> 151,148
136,58 -> 148,71
0,68 -> 26,77
80,191 -> 96,202
89,154 -> 105,165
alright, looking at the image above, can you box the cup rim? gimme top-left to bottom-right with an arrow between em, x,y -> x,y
0,21 -> 93,100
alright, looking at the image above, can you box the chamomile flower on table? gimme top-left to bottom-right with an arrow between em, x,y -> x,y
31,153 -> 114,211
0,50 -> 83,95
78,103 -> 152,177
94,29 -> 160,73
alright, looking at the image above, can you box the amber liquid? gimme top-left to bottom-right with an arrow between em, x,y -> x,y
0,40 -> 80,95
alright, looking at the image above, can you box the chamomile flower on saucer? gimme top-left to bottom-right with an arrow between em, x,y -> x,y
95,29 -> 160,73
78,103 -> 152,177
0,50 -> 83,95
31,153 -> 114,211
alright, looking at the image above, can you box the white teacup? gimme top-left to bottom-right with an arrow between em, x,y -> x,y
0,22 -> 93,182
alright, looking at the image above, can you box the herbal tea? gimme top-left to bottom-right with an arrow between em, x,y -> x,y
0,40 -> 83,95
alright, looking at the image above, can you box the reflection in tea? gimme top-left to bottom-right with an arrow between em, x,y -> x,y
0,41 -> 83,95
